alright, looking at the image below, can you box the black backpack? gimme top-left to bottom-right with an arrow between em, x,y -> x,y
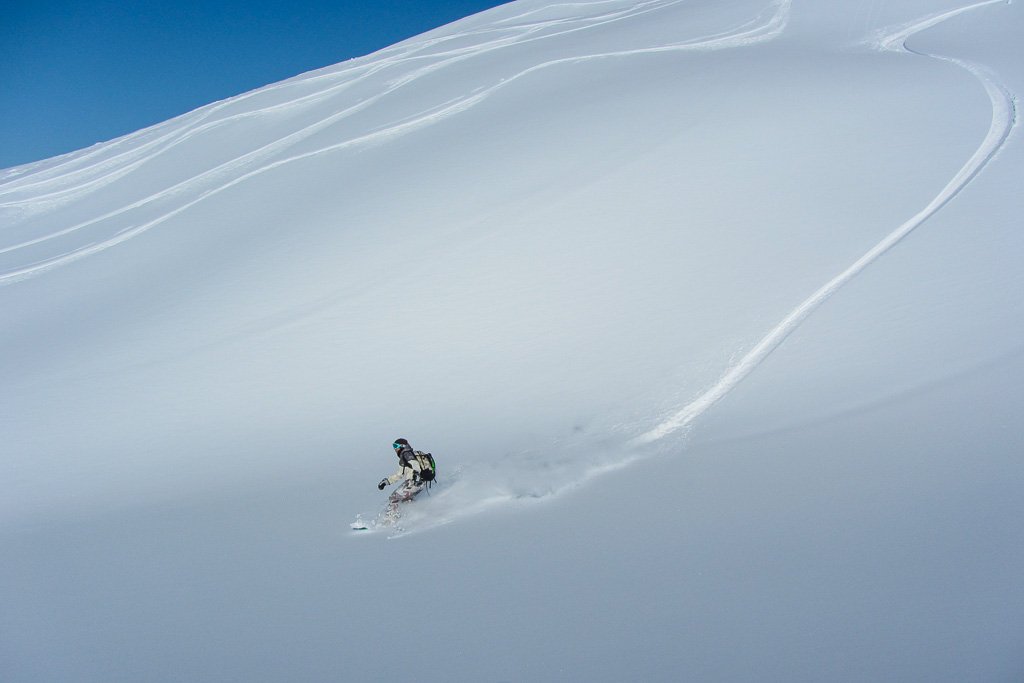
413,451 -> 436,484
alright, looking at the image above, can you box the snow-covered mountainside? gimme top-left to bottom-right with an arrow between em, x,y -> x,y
2,1 -> 1022,680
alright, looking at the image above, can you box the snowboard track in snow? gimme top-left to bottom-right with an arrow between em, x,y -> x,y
0,0 -> 789,286
636,0 -> 1017,445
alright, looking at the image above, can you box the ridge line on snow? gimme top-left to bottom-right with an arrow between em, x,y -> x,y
0,3 -> 540,194
0,0 -> 684,202
0,0 -> 790,286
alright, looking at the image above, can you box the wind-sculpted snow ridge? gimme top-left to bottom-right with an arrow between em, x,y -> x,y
0,0 -> 789,287
0,3 -> 661,207
634,0 -> 1017,446
0,12 -> 537,196
0,15 -> 568,205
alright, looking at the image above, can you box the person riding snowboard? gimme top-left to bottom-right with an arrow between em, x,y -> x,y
378,438 -> 436,509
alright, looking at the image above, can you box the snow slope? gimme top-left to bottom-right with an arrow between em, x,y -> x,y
2,0 -> 1023,680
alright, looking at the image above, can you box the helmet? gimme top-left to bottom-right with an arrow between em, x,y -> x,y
393,438 -> 409,449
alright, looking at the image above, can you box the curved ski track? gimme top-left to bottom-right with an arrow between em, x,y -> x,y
0,0 -> 789,286
636,0 -> 1017,445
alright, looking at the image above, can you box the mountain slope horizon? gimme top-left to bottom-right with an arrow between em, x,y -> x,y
2,0 -> 1022,680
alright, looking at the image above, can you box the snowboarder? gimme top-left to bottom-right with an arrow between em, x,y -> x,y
377,438 -> 436,509
351,439 -> 438,530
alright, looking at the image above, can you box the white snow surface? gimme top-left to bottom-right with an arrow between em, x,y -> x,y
2,0 -> 1023,680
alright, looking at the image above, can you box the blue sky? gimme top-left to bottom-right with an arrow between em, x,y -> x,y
1,0 -> 508,169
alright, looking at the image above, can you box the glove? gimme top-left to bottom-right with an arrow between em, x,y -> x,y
378,478 -> 388,490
